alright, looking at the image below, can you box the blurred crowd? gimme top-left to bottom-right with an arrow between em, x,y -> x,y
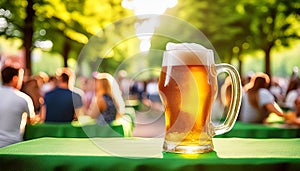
0,65 -> 162,148
116,70 -> 162,111
0,65 -> 121,147
221,66 -> 300,125
1,63 -> 300,148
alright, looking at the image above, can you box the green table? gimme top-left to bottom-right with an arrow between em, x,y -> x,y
215,121 -> 300,138
23,108 -> 136,140
23,123 -> 125,140
0,137 -> 299,171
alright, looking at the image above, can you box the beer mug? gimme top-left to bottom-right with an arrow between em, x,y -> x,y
158,43 -> 242,153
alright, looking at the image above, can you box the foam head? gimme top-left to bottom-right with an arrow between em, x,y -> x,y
162,42 -> 214,66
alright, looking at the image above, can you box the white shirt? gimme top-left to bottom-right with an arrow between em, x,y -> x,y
239,88 -> 275,123
285,89 -> 299,109
0,86 -> 35,148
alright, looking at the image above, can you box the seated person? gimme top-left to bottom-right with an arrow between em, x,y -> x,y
239,73 -> 285,123
87,72 -> 124,125
40,69 -> 83,123
285,97 -> 300,126
285,78 -> 300,110
21,78 -> 43,114
0,66 -> 35,148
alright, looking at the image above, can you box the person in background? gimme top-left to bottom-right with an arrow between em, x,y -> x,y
0,66 -> 35,148
40,69 -> 83,123
87,72 -> 124,125
21,78 -> 43,114
284,97 -> 300,126
76,76 -> 95,114
285,78 -> 300,110
21,72 -> 50,114
40,75 -> 57,96
239,72 -> 285,123
33,72 -> 49,93
269,79 -> 285,103
285,66 -> 298,99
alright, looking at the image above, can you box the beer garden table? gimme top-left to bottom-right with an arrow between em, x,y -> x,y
23,123 -> 125,140
23,107 -> 136,140
23,121 -> 300,140
0,137 -> 299,171
215,121 -> 300,138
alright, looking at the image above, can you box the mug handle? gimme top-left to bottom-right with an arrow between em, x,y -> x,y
212,63 -> 242,135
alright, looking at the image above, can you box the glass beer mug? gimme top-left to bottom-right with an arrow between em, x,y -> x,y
158,43 -> 242,153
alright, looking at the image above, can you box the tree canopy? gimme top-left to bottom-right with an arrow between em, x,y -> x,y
0,0 -> 299,77
0,0 -> 132,75
165,0 -> 300,76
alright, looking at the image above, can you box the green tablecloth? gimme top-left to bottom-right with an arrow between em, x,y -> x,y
215,121 -> 300,138
23,123 -> 125,140
0,137 -> 299,170
24,120 -> 299,141
23,108 -> 136,140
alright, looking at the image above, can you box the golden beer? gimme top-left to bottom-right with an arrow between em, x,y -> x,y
159,43 -> 242,154
159,64 -> 217,153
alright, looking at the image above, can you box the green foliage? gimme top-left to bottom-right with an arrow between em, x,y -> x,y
165,0 -> 247,62
0,0 -> 299,77
164,0 -> 300,76
0,0 -> 26,38
243,0 -> 300,49
0,0 -> 133,74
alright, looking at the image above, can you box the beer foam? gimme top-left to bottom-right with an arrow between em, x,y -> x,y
166,42 -> 207,51
163,42 -> 214,66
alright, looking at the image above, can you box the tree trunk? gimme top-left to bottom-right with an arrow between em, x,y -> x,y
23,0 -> 34,76
238,57 -> 242,76
62,40 -> 71,67
264,43 -> 273,78
236,50 -> 242,76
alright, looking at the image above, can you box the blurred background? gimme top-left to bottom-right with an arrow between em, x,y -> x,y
0,0 -> 300,138
0,0 -> 299,78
